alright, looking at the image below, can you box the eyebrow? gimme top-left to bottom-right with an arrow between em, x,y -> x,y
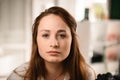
39,29 -> 66,33
57,29 -> 66,33
38,30 -> 50,33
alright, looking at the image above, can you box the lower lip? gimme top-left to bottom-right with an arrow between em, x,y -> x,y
48,52 -> 60,56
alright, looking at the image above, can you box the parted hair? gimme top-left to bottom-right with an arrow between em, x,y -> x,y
24,6 -> 89,80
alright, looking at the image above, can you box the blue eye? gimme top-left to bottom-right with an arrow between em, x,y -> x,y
42,34 -> 49,38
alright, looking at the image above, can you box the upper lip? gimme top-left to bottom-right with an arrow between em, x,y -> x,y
47,51 -> 60,53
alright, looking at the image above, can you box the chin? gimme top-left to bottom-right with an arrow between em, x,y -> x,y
46,59 -> 63,63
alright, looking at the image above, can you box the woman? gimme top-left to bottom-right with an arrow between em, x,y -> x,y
7,6 -> 95,80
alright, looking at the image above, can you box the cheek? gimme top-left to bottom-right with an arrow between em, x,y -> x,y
37,37 -> 47,53
37,41 -> 49,59
61,40 -> 72,54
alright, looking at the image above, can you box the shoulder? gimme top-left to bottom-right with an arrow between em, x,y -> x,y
7,62 -> 29,80
86,65 -> 96,80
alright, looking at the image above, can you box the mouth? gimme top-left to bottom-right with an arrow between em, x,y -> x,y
47,51 -> 61,55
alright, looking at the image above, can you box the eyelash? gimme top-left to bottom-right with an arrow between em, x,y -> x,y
58,34 -> 66,38
42,34 -> 49,38
41,34 -> 66,39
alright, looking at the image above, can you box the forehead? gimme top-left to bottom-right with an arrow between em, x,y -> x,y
38,14 -> 70,31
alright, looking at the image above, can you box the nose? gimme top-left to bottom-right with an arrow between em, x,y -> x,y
50,37 -> 59,48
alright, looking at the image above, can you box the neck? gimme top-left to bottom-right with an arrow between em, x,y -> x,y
45,62 -> 64,80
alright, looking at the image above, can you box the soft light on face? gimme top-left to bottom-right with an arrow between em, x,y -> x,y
37,14 -> 72,63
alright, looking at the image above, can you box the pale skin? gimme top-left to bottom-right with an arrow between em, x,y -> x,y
37,14 -> 72,80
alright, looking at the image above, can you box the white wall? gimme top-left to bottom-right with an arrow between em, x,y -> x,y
58,0 -> 76,19
77,21 -> 91,62
0,0 -> 32,79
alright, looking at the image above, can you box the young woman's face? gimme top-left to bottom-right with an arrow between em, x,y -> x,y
37,14 -> 72,63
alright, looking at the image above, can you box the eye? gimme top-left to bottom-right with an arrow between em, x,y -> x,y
58,34 -> 66,39
42,34 -> 49,38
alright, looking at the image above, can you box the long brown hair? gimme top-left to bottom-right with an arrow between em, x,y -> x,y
24,6 -> 89,80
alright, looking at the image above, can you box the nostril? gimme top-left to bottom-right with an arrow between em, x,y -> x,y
50,41 -> 59,48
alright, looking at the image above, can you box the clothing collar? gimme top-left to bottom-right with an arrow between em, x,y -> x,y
41,73 -> 70,80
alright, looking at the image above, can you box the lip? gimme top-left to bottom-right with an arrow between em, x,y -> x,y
47,51 -> 60,55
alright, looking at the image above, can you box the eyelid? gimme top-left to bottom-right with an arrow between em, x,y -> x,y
57,33 -> 66,38
42,33 -> 49,38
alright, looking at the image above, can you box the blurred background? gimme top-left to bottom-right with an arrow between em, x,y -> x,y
0,0 -> 120,80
